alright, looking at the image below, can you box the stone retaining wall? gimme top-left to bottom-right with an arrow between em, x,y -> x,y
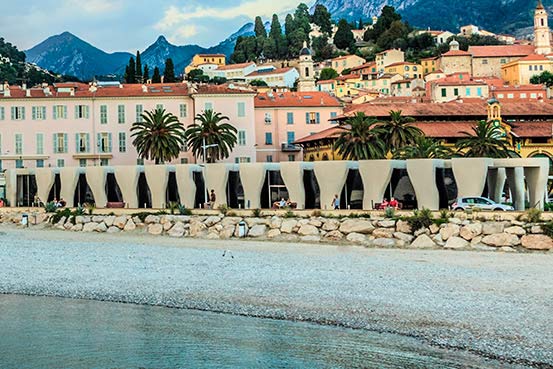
1,211 -> 552,252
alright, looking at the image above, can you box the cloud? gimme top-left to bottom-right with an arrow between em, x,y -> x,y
64,0 -> 123,14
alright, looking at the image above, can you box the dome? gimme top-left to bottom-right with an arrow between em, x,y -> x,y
299,41 -> 311,56
449,40 -> 459,47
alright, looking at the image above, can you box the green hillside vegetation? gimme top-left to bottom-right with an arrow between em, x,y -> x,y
0,37 -> 78,85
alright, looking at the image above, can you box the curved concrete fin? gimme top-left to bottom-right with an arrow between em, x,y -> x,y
313,161 -> 349,210
175,165 -> 198,209
406,159 -> 444,210
86,166 -> 108,208
358,160 -> 396,210
114,166 -> 140,209
4,170 -> 17,207
144,165 -> 169,209
205,164 -> 230,207
524,158 -> 549,210
35,168 -> 55,205
59,167 -> 79,207
279,162 -> 306,209
452,158 -> 493,198
239,163 -> 266,209
487,168 -> 506,202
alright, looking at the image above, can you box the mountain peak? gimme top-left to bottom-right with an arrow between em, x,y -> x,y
155,35 -> 170,45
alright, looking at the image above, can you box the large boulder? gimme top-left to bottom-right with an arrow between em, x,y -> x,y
373,238 -> 396,248
444,236 -> 470,249
95,222 -> 108,233
372,228 -> 394,239
123,219 -> 136,232
269,216 -> 283,229
346,232 -> 369,245
460,223 -> 483,240
267,229 -> 282,239
249,224 -> 267,238
322,219 -> 340,231
82,222 -> 98,233
377,220 -> 396,228
504,226 -> 526,236
339,219 -> 374,234
439,224 -> 460,241
482,222 -> 505,235
324,230 -> 344,241
481,233 -> 520,247
521,235 -> 553,250
144,215 -> 160,224
280,219 -> 298,234
221,217 -> 242,227
410,234 -> 436,249
189,221 -> 207,237
204,216 -> 222,227
114,215 -> 128,229
168,222 -> 186,238
104,215 -> 116,227
298,224 -> 319,236
394,232 -> 414,243
395,220 -> 412,234
148,223 -> 163,235
106,226 -> 121,234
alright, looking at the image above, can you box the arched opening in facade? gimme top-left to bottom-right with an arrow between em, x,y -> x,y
261,170 -> 289,209
227,171 -> 244,208
166,172 -> 180,205
74,174 -> 95,207
193,172 -> 205,208
137,172 -> 152,208
392,169 -> 417,210
16,175 -> 37,207
342,169 -> 363,209
47,174 -> 61,203
105,173 -> 123,203
303,170 -> 320,209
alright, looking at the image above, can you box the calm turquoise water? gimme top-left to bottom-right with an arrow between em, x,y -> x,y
0,294 -> 507,369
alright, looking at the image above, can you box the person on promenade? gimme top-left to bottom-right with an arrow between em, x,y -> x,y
379,198 -> 389,210
208,190 -> 216,209
389,197 -> 399,210
332,194 -> 340,210
279,198 -> 287,208
0,198 -> 4,208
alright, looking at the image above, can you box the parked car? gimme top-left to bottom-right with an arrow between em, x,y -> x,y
451,197 -> 514,211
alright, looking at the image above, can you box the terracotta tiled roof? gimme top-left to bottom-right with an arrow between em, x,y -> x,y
197,54 -> 226,58
386,62 -> 419,68
246,67 -> 295,77
194,84 -> 255,94
350,62 -> 377,72
442,50 -> 471,57
517,54 -> 550,62
331,55 -> 363,62
216,62 -> 255,70
468,45 -> 535,57
294,126 -> 342,144
316,79 -> 335,85
335,74 -> 360,81
255,91 -> 341,108
495,84 -> 546,91
433,80 -> 487,86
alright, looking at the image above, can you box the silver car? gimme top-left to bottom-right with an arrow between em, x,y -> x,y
451,196 -> 514,211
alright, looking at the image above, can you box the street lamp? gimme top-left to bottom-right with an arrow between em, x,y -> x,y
201,137 -> 218,207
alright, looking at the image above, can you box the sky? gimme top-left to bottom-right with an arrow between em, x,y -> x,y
2,0 -> 314,52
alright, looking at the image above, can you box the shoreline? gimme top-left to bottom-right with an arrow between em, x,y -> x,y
1,226 -> 552,367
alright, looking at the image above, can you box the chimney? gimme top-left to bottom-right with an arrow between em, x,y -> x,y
26,88 -> 31,97
70,88 -> 75,96
22,83 -> 27,90
142,84 -> 148,93
4,81 -> 10,97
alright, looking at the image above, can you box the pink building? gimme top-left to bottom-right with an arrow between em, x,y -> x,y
254,91 -> 343,162
0,82 -> 257,170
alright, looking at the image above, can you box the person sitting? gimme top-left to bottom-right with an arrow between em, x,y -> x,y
379,198 -> 389,210
0,198 -> 4,208
58,198 -> 67,208
279,198 -> 287,208
389,197 -> 399,210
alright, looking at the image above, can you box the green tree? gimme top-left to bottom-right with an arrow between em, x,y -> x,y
143,64 -> 150,81
377,20 -> 409,50
152,67 -> 161,83
287,28 -> 308,58
254,16 -> 267,38
249,79 -> 268,86
135,50 -> 142,83
187,69 -> 204,81
312,35 -> 334,61
124,57 -> 136,83
231,36 -> 258,63
131,108 -> 186,164
377,110 -> 423,154
263,37 -> 278,59
285,14 -> 295,37
364,5 -> 402,42
334,19 -> 355,50
269,14 -> 287,59
185,110 -> 238,163
334,113 -> 386,160
312,4 -> 333,35
163,58 -> 176,83
319,67 -> 339,81
456,120 -> 514,158
530,70 -> 553,87
294,3 -> 311,35
393,136 -> 452,159
358,18 -> 364,30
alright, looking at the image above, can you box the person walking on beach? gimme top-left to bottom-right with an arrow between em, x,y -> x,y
332,194 -> 340,210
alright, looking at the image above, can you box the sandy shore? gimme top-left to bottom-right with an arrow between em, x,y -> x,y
1,224 -> 552,367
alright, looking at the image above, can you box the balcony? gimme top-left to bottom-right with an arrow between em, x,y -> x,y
281,143 -> 301,152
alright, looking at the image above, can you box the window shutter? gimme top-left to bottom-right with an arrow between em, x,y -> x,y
53,134 -> 58,153
75,105 -> 79,119
53,106 -> 57,120
97,133 -> 101,153
75,133 -> 79,152
316,113 -> 320,124
86,134 -> 90,153
63,106 -> 67,119
63,134 -> 68,153
85,106 -> 89,119
32,107 -> 36,120
42,107 -> 46,120
10,107 -> 15,120
108,133 -> 112,152
305,112 -> 310,124
21,107 -> 25,120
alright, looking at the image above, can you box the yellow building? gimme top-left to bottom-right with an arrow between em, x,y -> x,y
421,57 -> 438,75
330,55 -> 366,74
501,54 -> 553,85
384,62 -> 423,79
333,74 -> 362,98
185,54 -> 226,74
375,49 -> 405,73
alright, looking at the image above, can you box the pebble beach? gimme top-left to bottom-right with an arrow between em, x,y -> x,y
0,225 -> 552,367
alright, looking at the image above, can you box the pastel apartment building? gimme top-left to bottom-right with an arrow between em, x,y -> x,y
244,67 -> 299,88
254,91 -> 342,162
0,82 -> 258,170
501,54 -> 553,85
184,54 -> 226,74
375,49 -> 404,73
330,55 -> 366,74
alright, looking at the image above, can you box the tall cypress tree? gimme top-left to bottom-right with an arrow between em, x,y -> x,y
163,58 -> 176,83
254,16 -> 267,38
143,64 -> 150,81
135,51 -> 142,83
152,67 -> 161,83
124,57 -> 136,83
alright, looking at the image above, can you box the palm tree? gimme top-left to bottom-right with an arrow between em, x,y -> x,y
456,120 -> 515,158
377,110 -> 423,154
393,135 -> 452,159
333,112 -> 386,160
131,108 -> 186,164
185,110 -> 237,163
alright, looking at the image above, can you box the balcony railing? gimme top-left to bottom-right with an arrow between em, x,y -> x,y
281,143 -> 301,152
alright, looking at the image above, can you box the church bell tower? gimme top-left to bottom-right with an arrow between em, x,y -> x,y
297,41 -> 316,92
534,0 -> 552,55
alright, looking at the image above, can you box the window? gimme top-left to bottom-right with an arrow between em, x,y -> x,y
234,157 -> 251,163
507,93 -> 514,99
0,107 -> 4,120
135,104 -> 143,123
265,132 -> 273,145
117,105 -> 125,124
137,158 -> 145,165
465,88 -> 471,96
330,112 -> 337,119
53,133 -> 68,153
75,105 -> 89,119
57,159 -> 65,168
32,106 -> 46,120
306,112 -> 320,124
540,65 -> 544,71
118,132 -> 126,153
79,159 -> 87,167
98,133 -> 112,153
36,159 -> 44,168
237,102 -> 246,117
529,65 -> 533,71
36,133 -> 44,155
53,105 -> 67,119
498,93 -> 504,98
266,155 -> 273,162
15,159 -> 23,169
179,104 -> 187,118
531,93 -> 537,98
441,88 -> 447,97
15,134 -> 23,155
264,113 -> 272,124
100,159 -> 109,166
287,112 -> 294,124
76,133 -> 90,153
477,87 -> 483,97
180,158 -> 189,164
11,106 -> 25,120
238,130 -> 246,146
288,154 -> 295,161
287,131 -> 295,144
453,88 -> 459,96
482,59 -> 488,65
156,104 -> 164,111
521,93 -> 527,98
500,59 -> 507,64
100,105 -> 108,124
205,102 -> 213,111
